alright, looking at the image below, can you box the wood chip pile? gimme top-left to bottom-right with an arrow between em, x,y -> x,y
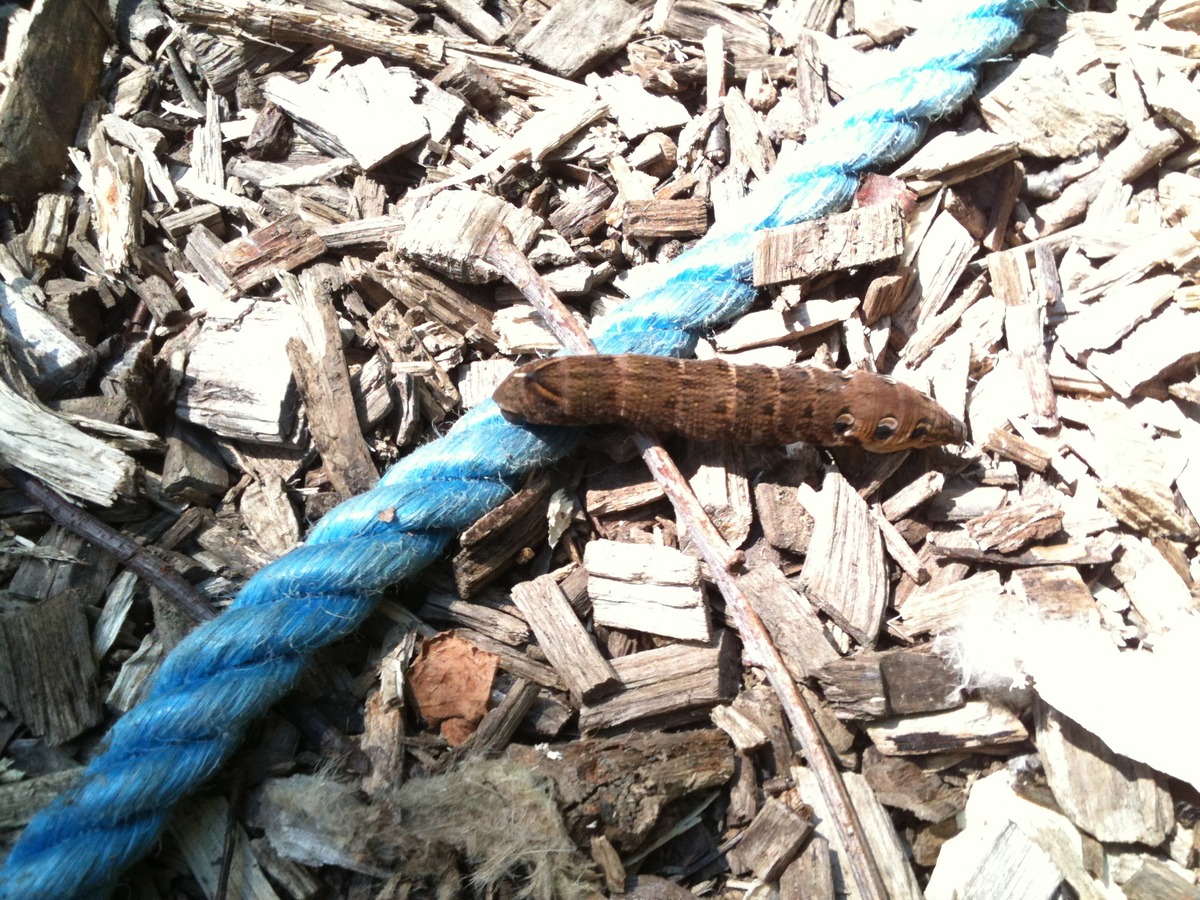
2,0 -> 1200,897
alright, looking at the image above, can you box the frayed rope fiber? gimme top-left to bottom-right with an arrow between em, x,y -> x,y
0,2 -> 1045,896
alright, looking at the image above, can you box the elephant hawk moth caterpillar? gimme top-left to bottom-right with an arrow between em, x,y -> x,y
493,355 -> 966,453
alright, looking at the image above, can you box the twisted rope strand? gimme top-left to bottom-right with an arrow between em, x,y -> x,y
0,3 -> 1044,895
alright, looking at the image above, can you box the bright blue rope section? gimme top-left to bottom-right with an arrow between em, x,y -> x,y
0,2 -> 1044,895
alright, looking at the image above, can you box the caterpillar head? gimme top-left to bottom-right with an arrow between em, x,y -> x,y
831,373 -> 967,452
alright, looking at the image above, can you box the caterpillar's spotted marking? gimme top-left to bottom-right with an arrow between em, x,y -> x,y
494,355 -> 966,453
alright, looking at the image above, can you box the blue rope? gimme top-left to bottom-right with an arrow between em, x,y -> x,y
0,3 -> 1044,895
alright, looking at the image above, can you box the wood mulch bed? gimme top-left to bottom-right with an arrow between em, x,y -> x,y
2,0 -> 1200,897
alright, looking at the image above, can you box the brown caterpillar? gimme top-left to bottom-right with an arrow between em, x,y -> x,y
493,355 -> 966,453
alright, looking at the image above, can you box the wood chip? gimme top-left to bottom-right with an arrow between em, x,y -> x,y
1035,702 -> 1173,846
866,701 -> 1029,755
511,575 -> 618,705
800,471 -> 888,646
578,635 -> 737,732
584,539 -> 711,642
727,793 -> 814,881
516,0 -> 641,79
264,59 -> 429,169
753,202 -> 904,286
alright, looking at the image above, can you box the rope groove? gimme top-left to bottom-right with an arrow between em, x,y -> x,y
0,3 -> 1044,894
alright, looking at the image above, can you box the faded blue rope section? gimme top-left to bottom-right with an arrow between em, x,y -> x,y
1,2 -> 1044,895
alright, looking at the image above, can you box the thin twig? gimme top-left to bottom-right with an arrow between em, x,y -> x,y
7,466 -> 370,770
482,229 -> 889,900
5,466 -> 217,624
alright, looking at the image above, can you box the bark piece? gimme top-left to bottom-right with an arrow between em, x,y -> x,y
214,213 -> 328,292
1036,702 -> 1173,845
681,440 -> 753,550
0,361 -> 137,505
184,223 -> 236,294
26,193 -> 72,268
431,57 -> 505,112
264,59 -> 429,169
982,429 -> 1051,473
283,267 -> 378,497
1148,66 -> 1200,142
592,73 -> 690,141
585,461 -> 665,517
753,456 -> 818,555
1036,115 -> 1182,235
1057,273 -> 1179,356
866,701 -> 1029,755
1085,303 -> 1200,399
584,539 -> 711,642
161,423 -> 230,506
965,499 -> 1064,553
891,130 -> 1019,194
463,677 -> 543,754
171,795 -> 278,899
977,55 -> 1124,158
0,769 -> 83,831
881,471 -> 946,522
177,300 -> 300,444
453,475 -> 552,599
359,261 -> 499,353
929,818 -> 1062,900
710,703 -> 769,751
419,591 -> 530,647
578,635 -> 738,732
0,0 -> 107,205
434,0 -> 505,43
396,190 -> 542,284
894,210 -> 977,341
816,649 -> 961,720
367,300 -> 460,424
239,475 -> 300,560
989,248 -> 1057,429
753,202 -> 904,287
548,176 -> 615,239
510,575 -> 619,705
723,86 -> 775,181
0,591 -> 101,744
727,793 -> 814,882
1122,859 -> 1200,900
899,273 -> 987,367
926,532 -> 1115,569
891,570 -> 1005,641
506,729 -> 735,850
590,834 -> 626,895
0,281 -> 95,396
739,564 -> 837,682
662,0 -> 771,58
244,100 -> 292,160
515,0 -> 641,79
88,126 -> 144,274
861,747 -> 965,823
1113,535 -> 1194,640
1008,565 -> 1098,622
800,471 -> 888,646
623,198 -> 709,239
780,834 -> 836,900
315,215 -> 406,250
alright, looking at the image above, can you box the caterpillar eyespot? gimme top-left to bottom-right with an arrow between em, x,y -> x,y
493,355 -> 967,453
873,416 -> 899,441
